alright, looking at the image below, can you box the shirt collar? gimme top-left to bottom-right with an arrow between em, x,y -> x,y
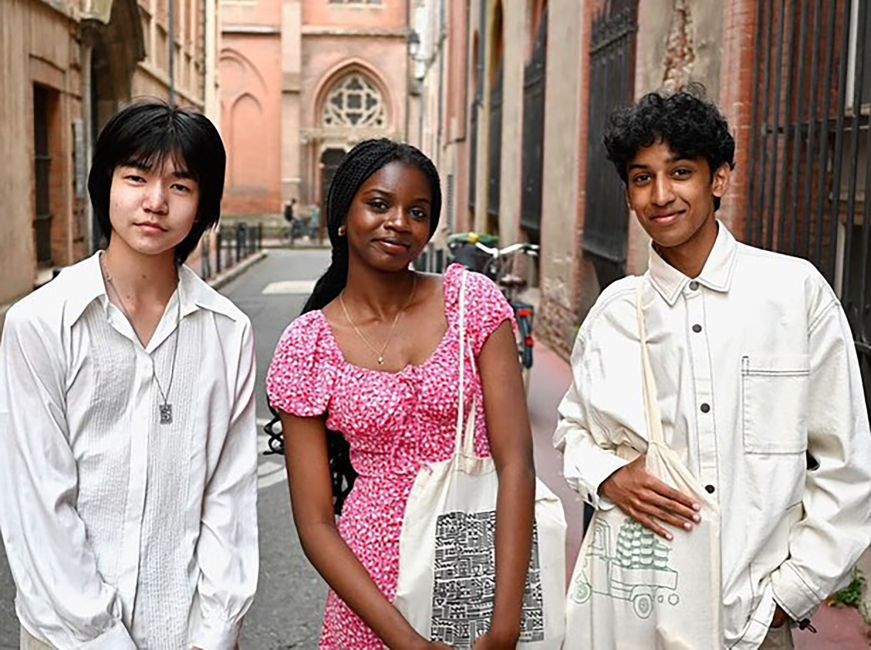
647,220 -> 739,306
65,251 -> 238,325
63,252 -> 110,325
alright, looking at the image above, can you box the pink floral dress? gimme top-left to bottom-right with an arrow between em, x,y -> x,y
266,264 -> 515,649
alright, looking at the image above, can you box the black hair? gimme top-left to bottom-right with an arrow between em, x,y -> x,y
87,99 -> 226,263
603,83 -> 735,211
265,138 -> 442,514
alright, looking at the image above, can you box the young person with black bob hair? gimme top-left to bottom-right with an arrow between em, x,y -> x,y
555,85 -> 871,648
266,138 -> 536,649
0,100 -> 258,649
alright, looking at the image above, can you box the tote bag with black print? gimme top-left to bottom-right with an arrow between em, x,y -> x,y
394,270 -> 566,649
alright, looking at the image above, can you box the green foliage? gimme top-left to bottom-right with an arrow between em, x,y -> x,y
828,567 -> 866,610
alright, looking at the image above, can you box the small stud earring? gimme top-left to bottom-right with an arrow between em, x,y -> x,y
338,225 -> 347,236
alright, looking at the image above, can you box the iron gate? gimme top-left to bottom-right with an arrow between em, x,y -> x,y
520,7 -> 547,242
582,0 -> 638,287
747,0 -> 871,408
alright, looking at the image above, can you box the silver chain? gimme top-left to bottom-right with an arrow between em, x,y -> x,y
101,254 -> 181,424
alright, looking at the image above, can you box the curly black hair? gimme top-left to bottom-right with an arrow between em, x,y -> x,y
264,139 -> 442,515
603,84 -> 735,211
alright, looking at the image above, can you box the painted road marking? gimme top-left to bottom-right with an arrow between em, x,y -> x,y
262,280 -> 317,295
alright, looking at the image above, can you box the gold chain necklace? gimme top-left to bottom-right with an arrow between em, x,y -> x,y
339,274 -> 418,366
101,254 -> 181,425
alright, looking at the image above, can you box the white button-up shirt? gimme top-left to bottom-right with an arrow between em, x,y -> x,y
554,223 -> 871,648
0,252 -> 258,649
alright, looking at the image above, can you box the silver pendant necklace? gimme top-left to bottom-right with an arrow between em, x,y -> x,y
101,255 -> 181,425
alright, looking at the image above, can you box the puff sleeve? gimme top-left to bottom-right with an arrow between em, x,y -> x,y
266,311 -> 336,418
457,266 -> 517,356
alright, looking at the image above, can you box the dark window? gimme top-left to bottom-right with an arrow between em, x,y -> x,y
33,85 -> 53,267
520,6 -> 547,243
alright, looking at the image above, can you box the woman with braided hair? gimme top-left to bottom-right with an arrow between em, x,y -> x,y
266,139 -> 536,649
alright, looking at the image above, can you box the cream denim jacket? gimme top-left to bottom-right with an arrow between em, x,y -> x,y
554,223 -> 871,649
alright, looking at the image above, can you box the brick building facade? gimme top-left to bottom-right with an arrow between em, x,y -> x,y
411,0 -> 869,405
219,0 -> 412,216
0,0 -> 219,321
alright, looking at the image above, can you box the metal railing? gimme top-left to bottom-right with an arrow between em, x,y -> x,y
199,222 -> 263,281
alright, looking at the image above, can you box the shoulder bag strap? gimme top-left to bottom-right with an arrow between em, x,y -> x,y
454,270 -> 479,457
635,281 -> 666,447
455,270 -> 468,455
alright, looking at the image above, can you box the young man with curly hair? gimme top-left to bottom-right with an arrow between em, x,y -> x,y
0,101 -> 258,649
555,87 -> 871,648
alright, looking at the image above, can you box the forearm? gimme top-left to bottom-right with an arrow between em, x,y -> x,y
557,422 -> 630,508
191,393 -> 258,649
553,356 -> 630,509
490,461 -> 536,642
298,520 -> 425,649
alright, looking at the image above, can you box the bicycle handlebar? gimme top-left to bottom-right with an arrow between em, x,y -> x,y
471,241 -> 540,258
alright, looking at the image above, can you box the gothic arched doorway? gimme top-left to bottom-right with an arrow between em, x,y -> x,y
320,147 -> 347,217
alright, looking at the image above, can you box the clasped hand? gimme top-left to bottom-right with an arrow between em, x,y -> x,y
410,631 -> 516,649
599,455 -> 701,540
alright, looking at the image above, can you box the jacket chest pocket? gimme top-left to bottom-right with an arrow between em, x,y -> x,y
741,354 -> 810,454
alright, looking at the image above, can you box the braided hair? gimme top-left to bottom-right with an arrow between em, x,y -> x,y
265,139 -> 442,514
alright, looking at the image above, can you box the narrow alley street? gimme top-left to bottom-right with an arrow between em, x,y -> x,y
0,249 -> 866,648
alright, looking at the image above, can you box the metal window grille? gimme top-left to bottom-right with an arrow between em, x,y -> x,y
747,0 -> 870,408
520,7 -> 547,242
582,0 -> 638,274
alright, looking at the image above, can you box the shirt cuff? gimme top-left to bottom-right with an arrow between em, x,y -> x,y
78,621 -> 137,650
770,562 -> 824,622
562,435 -> 629,510
189,615 -> 241,650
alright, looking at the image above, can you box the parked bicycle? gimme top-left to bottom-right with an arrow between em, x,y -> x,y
447,233 -> 540,389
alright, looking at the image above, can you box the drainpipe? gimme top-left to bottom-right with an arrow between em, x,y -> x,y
204,0 -> 218,120
168,0 -> 176,106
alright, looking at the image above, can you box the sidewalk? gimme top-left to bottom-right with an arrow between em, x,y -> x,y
526,343 -> 871,649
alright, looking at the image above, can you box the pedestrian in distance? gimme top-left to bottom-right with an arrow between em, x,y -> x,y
284,197 -> 297,241
309,203 -> 322,245
266,138 -> 538,649
0,100 -> 259,649
555,85 -> 871,649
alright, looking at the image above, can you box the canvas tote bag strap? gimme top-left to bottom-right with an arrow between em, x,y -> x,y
454,270 -> 479,457
455,270 -> 469,454
635,282 -> 666,447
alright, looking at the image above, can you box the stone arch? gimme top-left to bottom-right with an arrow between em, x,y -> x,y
82,0 -> 146,133
219,47 -> 268,99
228,93 -> 265,189
313,61 -> 393,130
